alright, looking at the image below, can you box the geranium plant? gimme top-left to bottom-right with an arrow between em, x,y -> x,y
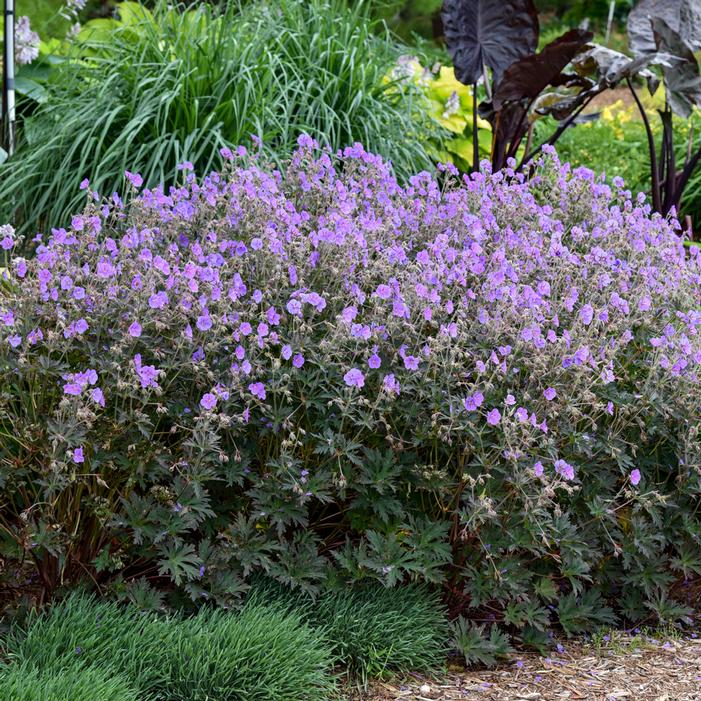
1,140 -> 700,644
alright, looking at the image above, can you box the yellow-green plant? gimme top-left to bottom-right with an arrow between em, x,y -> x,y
390,58 -> 492,171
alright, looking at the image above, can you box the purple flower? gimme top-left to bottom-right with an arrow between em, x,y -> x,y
543,387 -> 557,401
375,284 -> 392,299
148,291 -> 168,309
7,334 -> 22,348
630,469 -> 641,486
200,393 -> 217,410
197,314 -> 212,332
403,355 -> 419,371
344,368 -> 365,388
533,461 -> 544,477
128,322 -> 142,338
292,354 -> 305,368
579,304 -> 594,326
486,408 -> 501,426
281,344 -> 293,360
63,318 -> 89,339
125,170 -> 143,188
248,382 -> 266,400
368,353 -> 381,369
91,388 -> 105,407
383,373 -> 401,395
73,447 -> 85,464
340,306 -> 357,323
464,392 -> 484,412
133,354 -> 159,389
63,382 -> 83,396
554,459 -> 575,481
286,299 -> 302,316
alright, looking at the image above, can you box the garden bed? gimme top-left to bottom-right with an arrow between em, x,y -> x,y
357,633 -> 701,700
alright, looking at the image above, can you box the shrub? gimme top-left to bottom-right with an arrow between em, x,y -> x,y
0,0 -> 436,234
538,105 -> 701,232
0,665 -> 138,701
533,103 -> 651,197
1,140 -> 701,642
2,594 -> 335,701
249,579 -> 449,682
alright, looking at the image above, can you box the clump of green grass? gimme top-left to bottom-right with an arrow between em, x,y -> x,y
2,593 -> 336,701
156,605 -> 335,701
249,579 -> 449,685
0,665 -> 139,701
1,593 -> 168,692
2,0 -> 436,234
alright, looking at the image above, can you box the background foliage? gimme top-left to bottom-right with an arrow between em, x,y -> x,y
0,0 -> 438,234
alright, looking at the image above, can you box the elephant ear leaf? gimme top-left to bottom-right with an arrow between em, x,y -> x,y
442,0 -> 539,86
628,0 -> 701,55
492,29 -> 593,110
652,16 -> 701,117
572,44 -> 683,95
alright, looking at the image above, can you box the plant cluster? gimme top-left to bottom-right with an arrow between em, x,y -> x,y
0,0 -> 437,235
249,578 -> 449,683
1,594 -> 335,700
0,665 -> 139,701
538,101 -> 701,229
442,0 -> 701,231
1,139 -> 701,645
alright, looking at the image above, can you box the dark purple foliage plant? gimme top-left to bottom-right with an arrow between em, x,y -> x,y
443,0 -> 701,233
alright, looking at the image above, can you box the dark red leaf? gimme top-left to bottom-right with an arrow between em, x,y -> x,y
492,30 -> 593,110
628,0 -> 701,55
442,0 -> 539,86
652,16 -> 701,117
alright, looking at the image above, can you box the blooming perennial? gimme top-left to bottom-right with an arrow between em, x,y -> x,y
1,138 -> 700,627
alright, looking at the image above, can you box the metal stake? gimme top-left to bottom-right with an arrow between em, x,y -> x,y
2,0 -> 16,156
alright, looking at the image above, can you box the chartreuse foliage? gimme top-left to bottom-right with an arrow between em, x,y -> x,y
1,594 -> 335,700
0,0 -> 436,234
389,59 -> 493,171
1,140 -> 701,652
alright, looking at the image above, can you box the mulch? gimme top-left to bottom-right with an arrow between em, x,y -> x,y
353,634 -> 701,701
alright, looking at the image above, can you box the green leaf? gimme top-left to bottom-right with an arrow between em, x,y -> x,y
15,77 -> 48,104
156,542 -> 202,585
451,618 -> 513,667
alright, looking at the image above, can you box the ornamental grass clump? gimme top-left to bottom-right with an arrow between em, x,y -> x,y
2,593 -> 335,701
248,579 -> 449,683
1,139 -> 701,642
0,666 -> 139,701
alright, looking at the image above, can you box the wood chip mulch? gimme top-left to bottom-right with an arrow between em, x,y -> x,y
354,635 -> 701,701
